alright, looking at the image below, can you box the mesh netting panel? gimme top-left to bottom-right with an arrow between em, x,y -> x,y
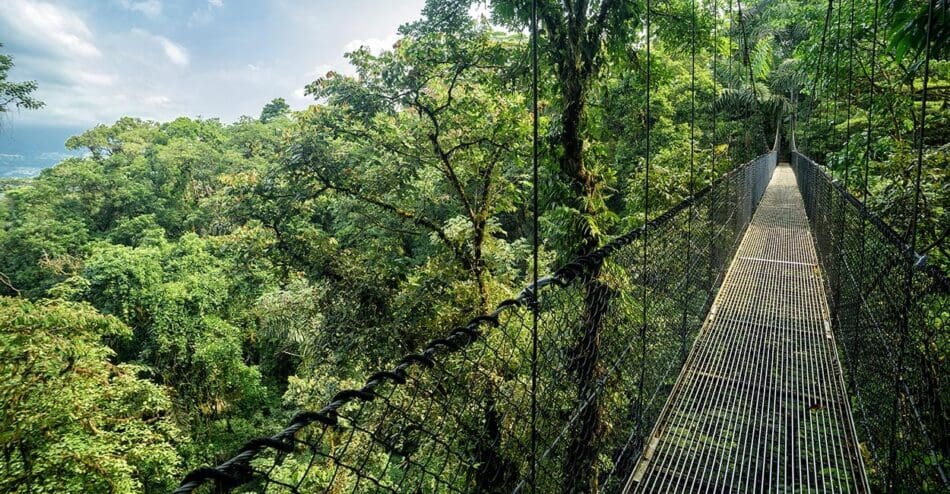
791,152 -> 949,492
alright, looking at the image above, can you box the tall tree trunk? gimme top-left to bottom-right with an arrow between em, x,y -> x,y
472,218 -> 490,310
560,80 -> 600,255
474,394 -> 519,492
559,72 -> 611,494
563,270 -> 611,494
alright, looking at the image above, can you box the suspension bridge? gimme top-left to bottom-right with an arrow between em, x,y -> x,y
173,141 -> 948,493
174,0 -> 948,491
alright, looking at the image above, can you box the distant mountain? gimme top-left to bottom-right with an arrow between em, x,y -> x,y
0,124 -> 86,178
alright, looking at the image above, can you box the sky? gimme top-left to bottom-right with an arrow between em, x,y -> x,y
0,0 -> 428,176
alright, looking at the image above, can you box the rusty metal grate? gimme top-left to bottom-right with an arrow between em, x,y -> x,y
626,165 -> 869,493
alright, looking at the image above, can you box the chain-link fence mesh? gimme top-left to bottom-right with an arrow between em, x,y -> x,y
175,151 -> 776,494
791,151 -> 949,492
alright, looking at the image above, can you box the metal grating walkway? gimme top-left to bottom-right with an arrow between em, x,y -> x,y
625,165 -> 869,493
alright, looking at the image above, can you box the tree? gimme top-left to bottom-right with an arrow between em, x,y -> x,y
295,11 -> 530,312
79,235 -> 272,463
489,0 -> 641,255
0,44 -> 43,123
0,297 -> 181,493
259,97 -> 290,123
1,2 -> 943,492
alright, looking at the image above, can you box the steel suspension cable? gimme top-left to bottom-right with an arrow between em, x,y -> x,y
843,0 -> 856,188
831,0 -> 842,175
709,0 -> 720,291
726,0 -> 735,156
806,0 -> 835,154
734,0 -> 756,99
638,0 -> 653,448
712,0 -> 719,173
529,0 -> 539,491
861,0 -> 881,202
851,0 -> 882,412
908,1 -> 936,260
734,0 -> 760,154
679,0 -> 698,365
689,0 -> 696,205
828,0 -> 858,395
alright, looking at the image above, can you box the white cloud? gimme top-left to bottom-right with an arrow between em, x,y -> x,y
132,28 -> 190,66
118,0 -> 162,18
188,0 -> 223,26
343,34 -> 400,56
75,71 -> 117,86
143,95 -> 171,106
3,0 -> 429,129
158,37 -> 189,65
37,151 -> 75,161
0,0 -> 119,124
0,0 -> 100,58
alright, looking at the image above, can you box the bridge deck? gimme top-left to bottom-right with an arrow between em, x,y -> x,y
626,165 -> 868,493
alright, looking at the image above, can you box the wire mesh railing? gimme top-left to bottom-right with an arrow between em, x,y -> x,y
175,151 -> 776,493
791,151 -> 949,492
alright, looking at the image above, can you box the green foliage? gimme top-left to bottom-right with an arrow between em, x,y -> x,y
0,298 -> 180,493
295,13 -> 531,314
0,177 -> 30,193
792,0 -> 949,271
0,114 -> 292,476
888,0 -> 949,67
0,44 -> 43,120
0,3 -> 776,488
259,97 -> 290,123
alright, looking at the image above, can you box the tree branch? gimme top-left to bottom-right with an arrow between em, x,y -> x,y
0,272 -> 20,296
415,97 -> 478,221
315,173 -> 471,267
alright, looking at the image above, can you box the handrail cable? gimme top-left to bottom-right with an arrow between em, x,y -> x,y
791,151 -> 947,490
170,2 -> 950,492
172,149 -> 778,493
